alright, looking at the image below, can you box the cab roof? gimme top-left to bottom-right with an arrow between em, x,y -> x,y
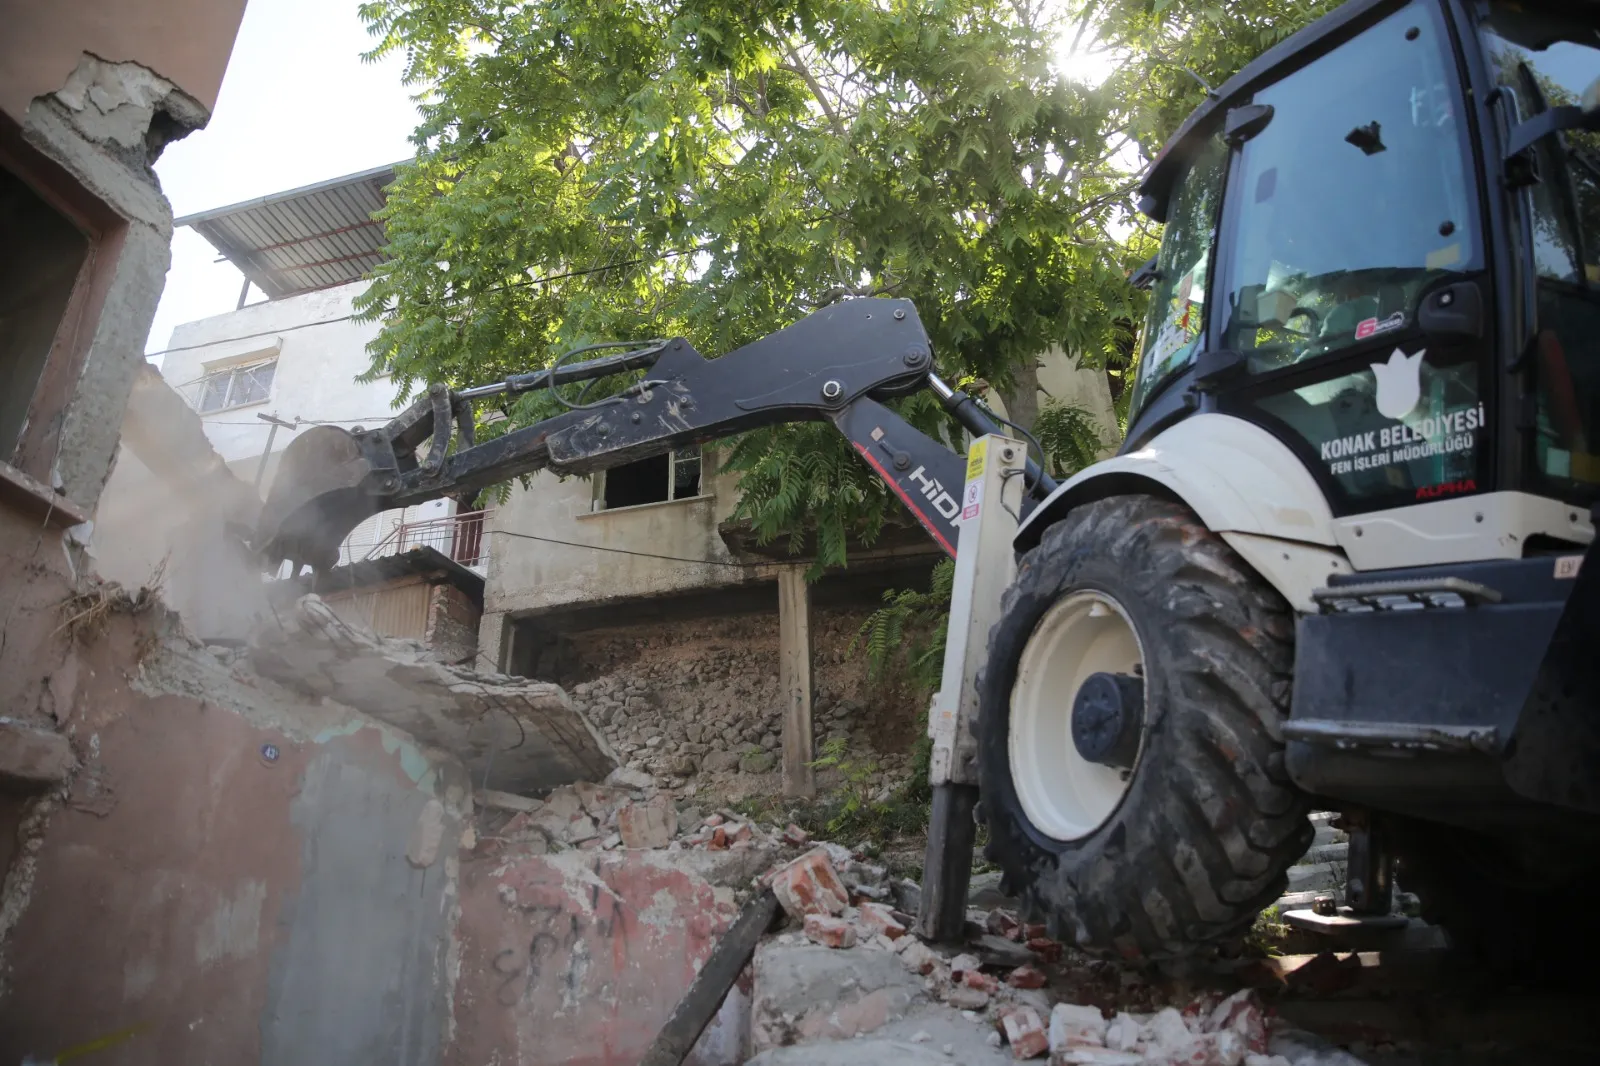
1138,0 -> 1397,222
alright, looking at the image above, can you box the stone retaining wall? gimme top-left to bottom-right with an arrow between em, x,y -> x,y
553,609 -> 923,800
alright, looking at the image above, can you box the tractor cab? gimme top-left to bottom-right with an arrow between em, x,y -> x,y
1128,0 -> 1600,532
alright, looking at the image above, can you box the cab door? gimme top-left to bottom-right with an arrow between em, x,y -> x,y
1472,1 -> 1600,508
1203,0 -> 1496,516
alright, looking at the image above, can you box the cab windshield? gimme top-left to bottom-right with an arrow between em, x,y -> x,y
1219,1 -> 1481,372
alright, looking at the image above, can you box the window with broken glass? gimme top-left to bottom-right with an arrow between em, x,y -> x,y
197,360 -> 276,413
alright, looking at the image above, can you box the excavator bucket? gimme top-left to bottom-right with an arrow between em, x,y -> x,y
256,425 -> 383,573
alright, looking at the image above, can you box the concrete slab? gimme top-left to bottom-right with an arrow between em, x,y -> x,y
250,595 -> 615,792
750,941 -> 927,1052
743,1010 -> 1014,1066
447,848 -> 750,1066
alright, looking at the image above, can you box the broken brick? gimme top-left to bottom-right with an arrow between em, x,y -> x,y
900,939 -> 940,975
769,846 -> 849,919
1284,951 -> 1362,996
1143,1008 -> 1196,1052
781,823 -> 810,847
1104,1013 -> 1141,1052
1049,1003 -> 1108,1050
616,798 -> 677,849
1023,923 -> 1047,940
803,913 -> 858,949
709,826 -> 729,850
949,952 -> 982,977
986,908 -> 1022,941
946,985 -> 991,1010
1025,937 -> 1062,963
856,901 -> 906,940
1006,964 -> 1047,989
961,968 -> 1000,993
999,1006 -> 1050,1060
728,821 -> 753,844
1205,989 -> 1267,1054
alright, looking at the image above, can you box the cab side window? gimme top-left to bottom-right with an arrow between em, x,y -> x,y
1480,7 -> 1600,497
1129,137 -> 1229,414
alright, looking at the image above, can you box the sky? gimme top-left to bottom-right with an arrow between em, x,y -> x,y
144,0 -> 422,357
146,2 -> 1120,359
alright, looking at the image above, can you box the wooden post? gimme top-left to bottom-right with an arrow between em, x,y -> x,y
778,564 -> 815,798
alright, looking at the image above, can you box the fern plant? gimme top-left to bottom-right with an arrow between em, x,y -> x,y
1034,399 -> 1108,479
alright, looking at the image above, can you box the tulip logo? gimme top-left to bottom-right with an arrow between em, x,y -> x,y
1372,348 -> 1424,421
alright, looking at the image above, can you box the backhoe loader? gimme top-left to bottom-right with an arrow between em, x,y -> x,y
257,0 -> 1600,964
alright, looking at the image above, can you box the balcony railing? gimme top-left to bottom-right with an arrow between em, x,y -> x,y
342,509 -> 489,569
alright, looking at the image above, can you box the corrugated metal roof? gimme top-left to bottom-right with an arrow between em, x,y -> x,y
176,162 -> 404,299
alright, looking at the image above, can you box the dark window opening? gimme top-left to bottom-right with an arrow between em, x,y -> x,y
0,167 -> 89,461
599,446 -> 702,510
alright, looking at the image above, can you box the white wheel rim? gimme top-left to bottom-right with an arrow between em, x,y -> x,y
1009,590 -> 1145,842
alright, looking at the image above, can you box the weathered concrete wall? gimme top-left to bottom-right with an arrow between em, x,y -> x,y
449,847 -> 761,1066
7,49 -> 236,512
1,0 -> 246,121
987,344 -> 1121,455
426,583 -> 480,666
156,282 -> 392,464
483,448 -> 762,621
0,605 -> 471,1066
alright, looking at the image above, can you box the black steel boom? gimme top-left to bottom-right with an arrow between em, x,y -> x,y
256,298 -> 1056,570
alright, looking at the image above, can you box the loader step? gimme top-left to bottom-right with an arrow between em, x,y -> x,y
1312,577 -> 1501,613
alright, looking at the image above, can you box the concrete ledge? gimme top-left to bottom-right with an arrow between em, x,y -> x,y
0,718 -> 77,788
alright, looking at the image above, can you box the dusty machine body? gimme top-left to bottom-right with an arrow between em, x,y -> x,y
258,0 -> 1600,961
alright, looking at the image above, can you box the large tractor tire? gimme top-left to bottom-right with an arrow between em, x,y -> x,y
976,495 -> 1312,960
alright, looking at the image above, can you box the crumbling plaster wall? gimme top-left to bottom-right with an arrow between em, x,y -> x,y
0,1 -> 245,122
10,53 -> 214,511
0,604 -> 471,1066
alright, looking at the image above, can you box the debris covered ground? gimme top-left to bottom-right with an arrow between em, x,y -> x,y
6,586 -> 1593,1065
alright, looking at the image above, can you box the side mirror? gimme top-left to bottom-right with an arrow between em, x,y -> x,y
1504,78 -> 1600,161
1129,256 -> 1160,291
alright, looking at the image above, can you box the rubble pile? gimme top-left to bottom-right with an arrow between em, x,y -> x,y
556,612 -> 918,797
471,769 -> 854,861
749,845 -> 1372,1066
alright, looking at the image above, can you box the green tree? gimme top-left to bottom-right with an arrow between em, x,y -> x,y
356,0 -> 1145,568
1080,0 -> 1343,157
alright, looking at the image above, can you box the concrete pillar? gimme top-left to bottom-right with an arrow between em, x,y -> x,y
777,565 -> 815,798
477,610 -> 509,674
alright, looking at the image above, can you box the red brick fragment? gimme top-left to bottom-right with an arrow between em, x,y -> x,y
1007,964 -> 1047,989
987,908 -> 1022,941
999,1006 -> 1050,1060
803,913 -> 858,949
857,901 -> 906,940
1026,936 -> 1063,963
961,969 -> 1000,993
781,823 -> 810,846
769,846 -> 849,919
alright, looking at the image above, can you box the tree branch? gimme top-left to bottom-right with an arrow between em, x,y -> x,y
783,46 -> 846,137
